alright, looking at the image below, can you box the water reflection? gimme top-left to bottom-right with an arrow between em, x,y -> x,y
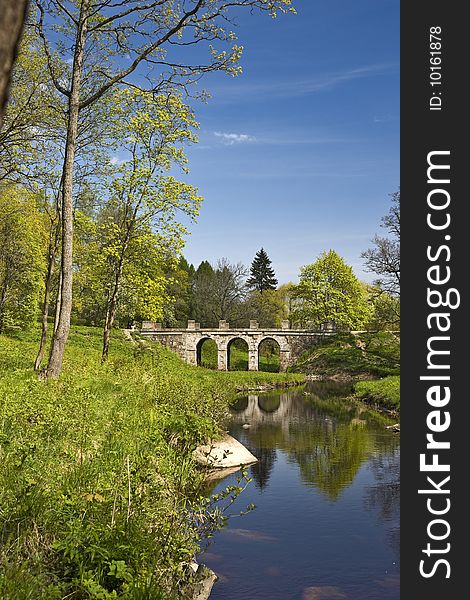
364,450 -> 400,564
229,384 -> 397,500
203,382 -> 400,600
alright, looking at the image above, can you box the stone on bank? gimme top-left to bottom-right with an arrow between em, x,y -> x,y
193,434 -> 258,469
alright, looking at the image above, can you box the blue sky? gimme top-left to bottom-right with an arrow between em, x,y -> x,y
180,0 -> 400,284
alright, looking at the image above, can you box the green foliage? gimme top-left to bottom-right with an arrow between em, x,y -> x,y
354,376 -> 400,410
291,250 -> 371,330
0,187 -> 47,332
364,285 -> 400,331
291,332 -> 400,378
258,339 -> 281,372
162,257 -> 195,327
72,90 -> 203,336
191,259 -> 247,327
247,248 -> 278,292
244,289 -> 287,327
0,326 -> 304,597
0,23 -> 61,183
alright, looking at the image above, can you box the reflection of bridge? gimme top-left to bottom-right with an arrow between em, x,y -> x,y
232,394 -> 290,421
140,319 -> 333,371
230,393 -> 334,434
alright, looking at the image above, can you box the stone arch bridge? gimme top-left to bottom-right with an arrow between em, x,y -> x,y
139,319 -> 334,372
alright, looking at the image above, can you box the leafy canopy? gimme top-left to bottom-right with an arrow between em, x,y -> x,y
291,250 -> 370,331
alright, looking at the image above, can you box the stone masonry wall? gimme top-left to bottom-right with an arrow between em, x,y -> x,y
140,327 -> 332,372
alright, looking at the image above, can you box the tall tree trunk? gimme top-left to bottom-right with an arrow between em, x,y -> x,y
54,266 -> 62,334
34,207 -> 61,371
0,277 -> 9,333
102,287 -> 119,362
44,1 -> 89,379
102,239 -> 129,361
0,0 -> 28,130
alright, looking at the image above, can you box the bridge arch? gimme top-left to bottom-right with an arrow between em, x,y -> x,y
258,394 -> 281,413
196,336 -> 218,369
258,335 -> 291,373
258,337 -> 281,372
227,336 -> 251,371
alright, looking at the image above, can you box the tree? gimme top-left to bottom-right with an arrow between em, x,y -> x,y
247,247 -> 278,292
361,190 -> 400,296
162,256 -> 195,327
192,259 -> 247,327
33,93 -> 124,370
0,23 -> 64,183
364,285 -> 400,331
277,282 -> 296,326
97,89 -> 201,360
0,186 -> 46,332
35,0 -> 296,378
0,0 -> 28,129
243,289 -> 286,327
291,250 -> 370,331
34,184 -> 62,370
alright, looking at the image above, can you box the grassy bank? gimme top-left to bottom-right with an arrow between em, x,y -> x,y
0,327 -> 304,599
290,332 -> 400,379
354,376 -> 400,412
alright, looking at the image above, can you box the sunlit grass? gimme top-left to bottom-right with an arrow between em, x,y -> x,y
0,326 -> 304,598
354,376 -> 400,411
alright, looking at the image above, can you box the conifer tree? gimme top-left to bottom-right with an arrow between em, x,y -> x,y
247,248 -> 278,293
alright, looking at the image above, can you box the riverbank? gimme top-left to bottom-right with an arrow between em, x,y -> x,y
290,332 -> 400,378
289,332 -> 400,414
353,375 -> 400,413
0,326 -> 304,599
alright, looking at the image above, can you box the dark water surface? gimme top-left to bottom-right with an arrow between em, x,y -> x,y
202,382 -> 400,600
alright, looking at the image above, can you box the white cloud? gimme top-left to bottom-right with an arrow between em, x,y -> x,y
210,63 -> 397,102
373,114 -> 395,123
110,156 -> 125,165
214,131 -> 257,145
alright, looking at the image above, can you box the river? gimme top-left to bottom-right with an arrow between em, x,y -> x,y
201,381 -> 400,600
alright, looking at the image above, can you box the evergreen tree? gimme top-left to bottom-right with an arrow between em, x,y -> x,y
247,248 -> 278,293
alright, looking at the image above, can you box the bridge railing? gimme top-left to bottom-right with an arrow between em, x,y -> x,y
139,321 -> 335,334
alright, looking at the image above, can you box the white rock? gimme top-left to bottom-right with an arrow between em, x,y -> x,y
193,434 -> 258,468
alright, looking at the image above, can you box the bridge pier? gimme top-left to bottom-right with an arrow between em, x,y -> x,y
217,348 -> 227,371
187,347 -> 197,366
280,350 -> 291,373
248,349 -> 258,371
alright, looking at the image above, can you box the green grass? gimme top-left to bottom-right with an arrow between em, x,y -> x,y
290,332 -> 400,378
0,326 -> 304,599
354,376 -> 400,411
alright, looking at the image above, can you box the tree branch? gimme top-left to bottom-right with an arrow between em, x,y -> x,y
35,1 -> 70,97
79,0 -> 205,109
